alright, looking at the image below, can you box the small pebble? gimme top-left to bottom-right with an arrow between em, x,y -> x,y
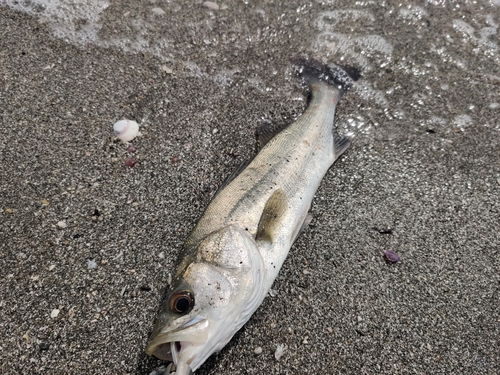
151,7 -> 165,15
202,1 -> 219,10
160,65 -> 173,74
254,346 -> 262,354
48,265 -> 56,271
57,221 -> 67,228
127,145 -> 137,153
124,158 -> 136,167
50,309 -> 60,318
384,249 -> 401,263
268,289 -> 278,297
275,344 -> 285,360
87,260 -> 97,269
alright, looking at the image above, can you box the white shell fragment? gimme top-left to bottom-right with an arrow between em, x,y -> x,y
203,1 -> 220,10
113,119 -> 139,142
275,344 -> 285,360
50,309 -> 60,318
57,221 -> 67,228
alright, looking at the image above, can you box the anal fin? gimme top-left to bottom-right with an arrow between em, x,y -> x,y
292,213 -> 313,244
255,188 -> 288,243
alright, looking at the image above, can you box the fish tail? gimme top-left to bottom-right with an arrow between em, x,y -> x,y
291,56 -> 361,96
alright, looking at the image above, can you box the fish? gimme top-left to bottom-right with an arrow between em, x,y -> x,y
145,58 -> 360,374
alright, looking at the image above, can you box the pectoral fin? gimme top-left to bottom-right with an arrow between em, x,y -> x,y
255,188 -> 288,243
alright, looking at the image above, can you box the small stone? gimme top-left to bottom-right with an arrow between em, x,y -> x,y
50,309 -> 60,318
124,158 -> 136,167
87,260 -> 97,269
48,265 -> 56,271
151,7 -> 165,15
268,289 -> 278,297
39,342 -> 50,351
384,249 -> 401,263
275,344 -> 285,360
203,1 -> 219,10
127,145 -> 137,153
160,65 -> 173,74
254,346 -> 262,354
41,199 -> 50,206
57,221 -> 67,228
5,208 -> 13,213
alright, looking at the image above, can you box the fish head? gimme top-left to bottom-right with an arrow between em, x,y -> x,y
145,225 -> 265,374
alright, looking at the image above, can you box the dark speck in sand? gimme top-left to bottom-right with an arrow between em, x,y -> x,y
373,226 -> 393,234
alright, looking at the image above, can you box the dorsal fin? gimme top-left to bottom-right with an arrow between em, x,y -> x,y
213,158 -> 252,197
255,188 -> 288,243
256,122 -> 289,150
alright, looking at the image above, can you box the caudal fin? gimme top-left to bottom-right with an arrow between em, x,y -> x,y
291,57 -> 361,95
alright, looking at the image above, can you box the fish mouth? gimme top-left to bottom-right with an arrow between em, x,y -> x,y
145,341 -> 195,375
145,317 -> 209,370
145,340 -> 193,362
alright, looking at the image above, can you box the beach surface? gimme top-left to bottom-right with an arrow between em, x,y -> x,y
1,1 -> 499,374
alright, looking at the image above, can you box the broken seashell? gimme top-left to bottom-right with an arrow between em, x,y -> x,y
113,119 -> 139,142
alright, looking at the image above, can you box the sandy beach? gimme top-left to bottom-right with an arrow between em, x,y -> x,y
1,1 -> 499,374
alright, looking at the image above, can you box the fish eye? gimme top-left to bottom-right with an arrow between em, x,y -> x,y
169,291 -> 194,314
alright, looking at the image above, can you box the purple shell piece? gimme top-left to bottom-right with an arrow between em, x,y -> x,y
384,249 -> 400,263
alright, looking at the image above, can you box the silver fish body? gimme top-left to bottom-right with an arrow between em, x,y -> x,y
145,61 -> 358,374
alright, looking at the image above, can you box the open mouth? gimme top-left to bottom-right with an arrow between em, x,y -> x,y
147,340 -> 192,363
147,341 -> 173,361
145,316 -> 209,367
145,341 -> 194,375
